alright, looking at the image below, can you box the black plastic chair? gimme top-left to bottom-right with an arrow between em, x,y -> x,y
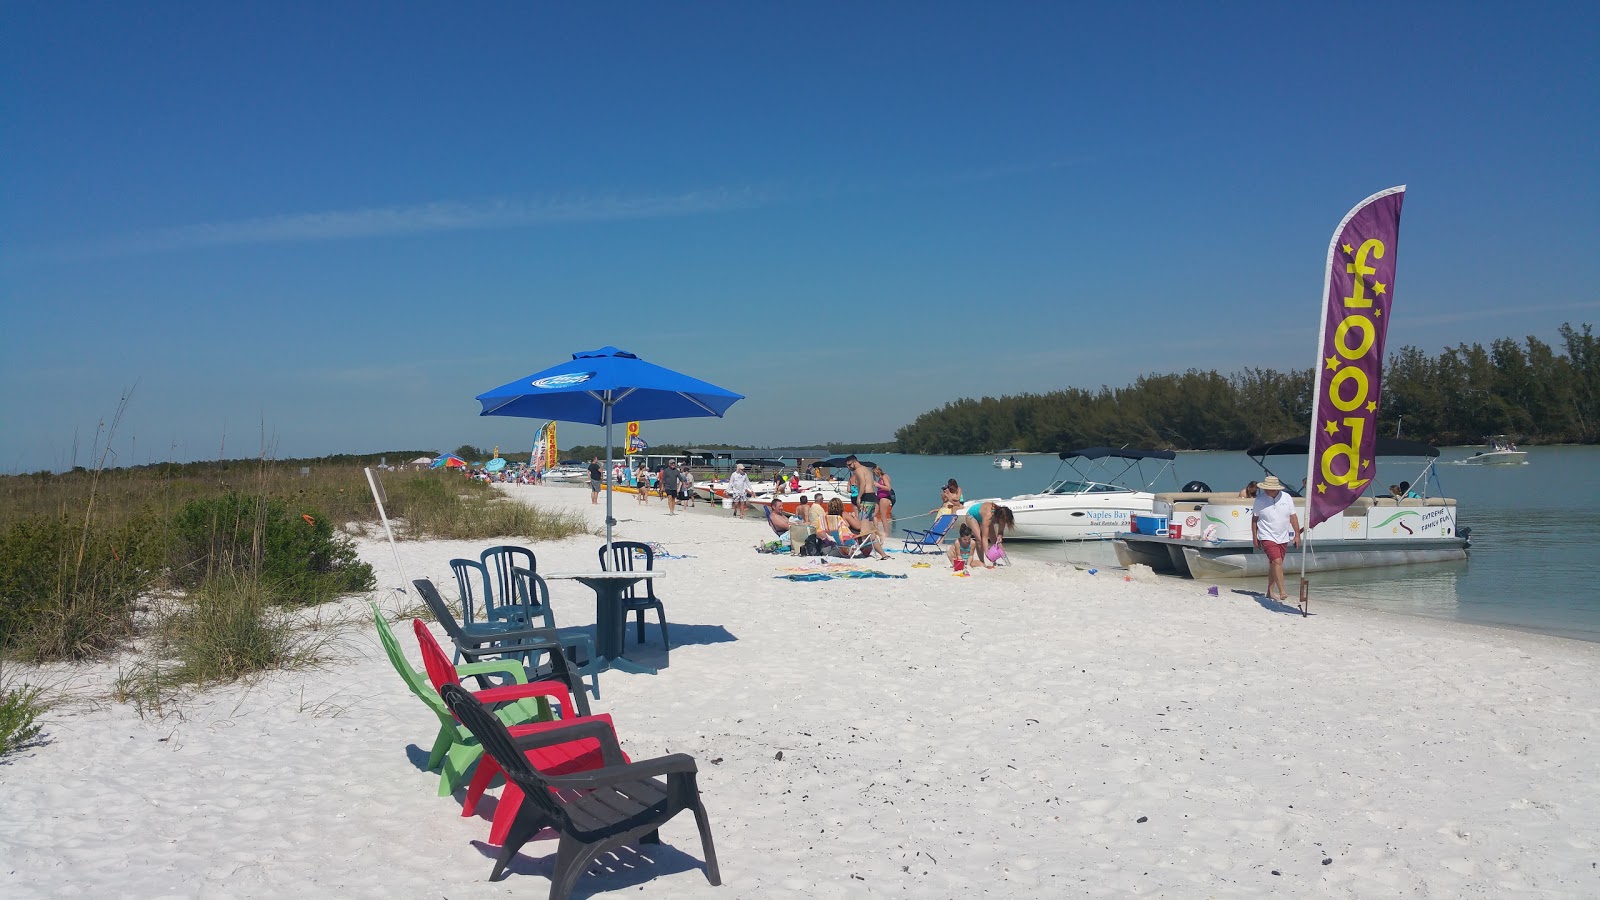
413,578 -> 591,718
440,683 -> 721,895
596,541 -> 670,649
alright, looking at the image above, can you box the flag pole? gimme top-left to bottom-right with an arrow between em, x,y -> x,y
1302,185 -> 1407,618
603,395 -> 616,550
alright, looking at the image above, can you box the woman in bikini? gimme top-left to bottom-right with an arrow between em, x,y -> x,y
960,500 -> 1015,568
872,464 -> 895,530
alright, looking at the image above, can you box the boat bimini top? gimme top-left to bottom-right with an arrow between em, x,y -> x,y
1040,446 -> 1180,495
1245,435 -> 1444,498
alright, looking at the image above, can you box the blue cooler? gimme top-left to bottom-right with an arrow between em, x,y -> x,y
1132,514 -> 1169,535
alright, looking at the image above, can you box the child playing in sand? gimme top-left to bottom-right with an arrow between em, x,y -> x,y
948,523 -> 978,572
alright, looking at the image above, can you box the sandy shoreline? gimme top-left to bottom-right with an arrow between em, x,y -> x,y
3,482 -> 1597,898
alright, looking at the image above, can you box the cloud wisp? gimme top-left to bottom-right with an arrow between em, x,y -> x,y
9,186 -> 767,265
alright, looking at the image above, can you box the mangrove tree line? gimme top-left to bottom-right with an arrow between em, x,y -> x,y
893,323 -> 1600,453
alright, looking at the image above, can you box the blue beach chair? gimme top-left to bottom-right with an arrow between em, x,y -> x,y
901,514 -> 957,553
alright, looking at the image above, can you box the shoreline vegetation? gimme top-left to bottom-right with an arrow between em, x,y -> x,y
896,323 -> 1600,454
0,459 -> 588,731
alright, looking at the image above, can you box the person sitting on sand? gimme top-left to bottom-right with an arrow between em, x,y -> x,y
804,493 -> 828,536
960,500 -> 1015,569
766,500 -> 797,537
947,523 -> 978,571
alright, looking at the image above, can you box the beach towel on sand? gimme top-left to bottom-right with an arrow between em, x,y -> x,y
775,562 -> 906,582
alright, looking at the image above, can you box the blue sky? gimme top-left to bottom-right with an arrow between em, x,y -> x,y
3,2 -> 1596,471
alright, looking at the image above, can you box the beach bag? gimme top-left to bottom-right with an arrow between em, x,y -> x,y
799,534 -> 827,557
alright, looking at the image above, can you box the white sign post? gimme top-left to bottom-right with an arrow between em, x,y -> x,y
364,467 -> 410,603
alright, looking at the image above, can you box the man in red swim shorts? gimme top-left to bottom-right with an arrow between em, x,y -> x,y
1250,475 -> 1302,603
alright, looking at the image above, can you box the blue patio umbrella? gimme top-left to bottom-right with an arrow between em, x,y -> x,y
475,346 -> 743,546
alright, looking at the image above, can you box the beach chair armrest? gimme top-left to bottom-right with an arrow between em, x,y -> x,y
542,753 -> 699,789
454,659 -> 530,686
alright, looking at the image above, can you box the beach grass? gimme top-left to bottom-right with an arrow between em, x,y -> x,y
1,462 -> 584,664
112,571 -> 335,713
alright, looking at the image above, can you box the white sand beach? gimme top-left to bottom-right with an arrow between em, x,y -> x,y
4,484 -> 1598,898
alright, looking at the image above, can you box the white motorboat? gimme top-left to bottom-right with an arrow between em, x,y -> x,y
1115,436 -> 1469,578
993,450 -> 1024,469
984,447 -> 1181,541
541,463 -> 591,482
1458,435 -> 1528,466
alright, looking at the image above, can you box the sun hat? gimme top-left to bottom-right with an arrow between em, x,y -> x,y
1259,475 -> 1286,491
734,463 -> 744,470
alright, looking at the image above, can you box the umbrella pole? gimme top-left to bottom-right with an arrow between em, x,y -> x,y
604,396 -> 615,550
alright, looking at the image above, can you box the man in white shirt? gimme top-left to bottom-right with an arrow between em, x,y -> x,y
727,464 -> 752,519
1250,475 -> 1302,603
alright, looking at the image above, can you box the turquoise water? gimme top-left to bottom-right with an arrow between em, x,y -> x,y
861,447 -> 1600,643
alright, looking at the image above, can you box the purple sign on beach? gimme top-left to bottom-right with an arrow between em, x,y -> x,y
1308,186 -> 1405,528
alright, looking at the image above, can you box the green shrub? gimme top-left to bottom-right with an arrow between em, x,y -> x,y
0,676 -> 47,756
170,493 -> 374,606
0,514 -> 164,661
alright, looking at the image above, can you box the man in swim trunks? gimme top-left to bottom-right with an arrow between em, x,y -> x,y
1250,474 -> 1302,603
845,455 -> 877,522
661,461 -> 681,516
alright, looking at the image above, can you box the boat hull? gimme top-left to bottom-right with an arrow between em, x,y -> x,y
1458,451 -> 1527,466
1113,536 -> 1469,578
992,493 -> 1157,541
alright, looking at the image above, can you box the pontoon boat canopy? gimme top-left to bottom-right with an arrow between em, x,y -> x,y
1247,435 -> 1439,459
1058,447 -> 1177,461
734,458 -> 790,468
812,454 -> 876,470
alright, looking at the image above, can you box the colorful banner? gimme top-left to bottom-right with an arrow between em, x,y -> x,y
625,421 -> 641,454
1306,186 -> 1405,528
530,421 -> 558,469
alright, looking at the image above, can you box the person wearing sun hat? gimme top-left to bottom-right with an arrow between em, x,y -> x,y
1250,475 -> 1302,603
727,463 -> 752,519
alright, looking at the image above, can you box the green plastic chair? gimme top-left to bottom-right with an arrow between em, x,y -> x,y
371,603 -> 555,796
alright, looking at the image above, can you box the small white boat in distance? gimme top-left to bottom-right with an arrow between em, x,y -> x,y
992,450 -> 1024,469
986,447 -> 1181,541
1459,435 -> 1528,466
541,463 -> 591,482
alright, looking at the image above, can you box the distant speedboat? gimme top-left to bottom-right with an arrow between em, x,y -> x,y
541,463 -> 591,482
982,447 -> 1180,541
1459,435 -> 1528,466
992,450 -> 1024,469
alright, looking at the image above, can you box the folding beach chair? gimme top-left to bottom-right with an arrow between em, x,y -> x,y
901,514 -> 956,553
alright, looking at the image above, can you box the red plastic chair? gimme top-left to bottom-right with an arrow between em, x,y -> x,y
413,620 -> 627,846
413,619 -> 576,722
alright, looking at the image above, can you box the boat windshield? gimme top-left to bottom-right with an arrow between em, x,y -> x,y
1045,480 -> 1131,495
